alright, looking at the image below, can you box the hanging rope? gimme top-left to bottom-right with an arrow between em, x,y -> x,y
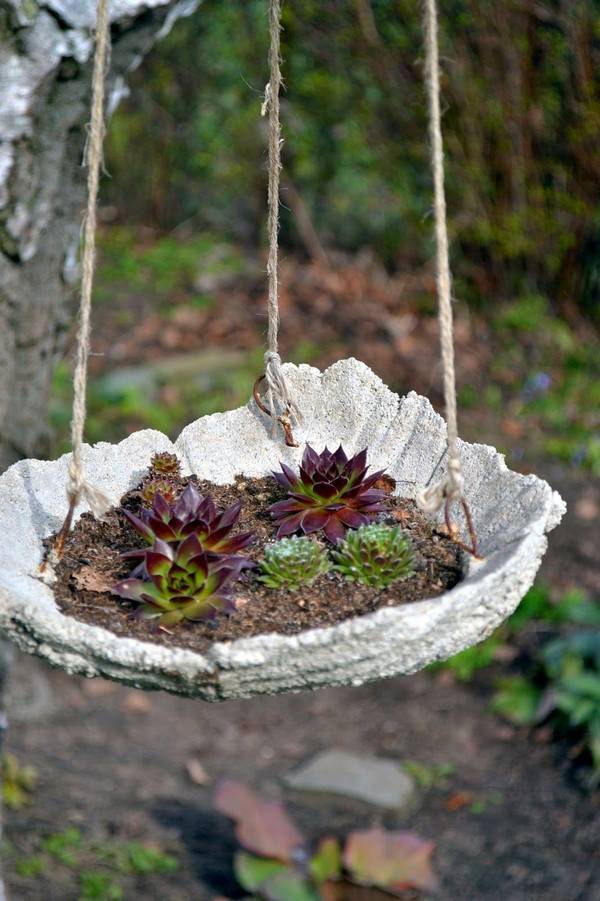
253,0 -> 300,447
417,0 -> 478,557
54,0 -> 111,555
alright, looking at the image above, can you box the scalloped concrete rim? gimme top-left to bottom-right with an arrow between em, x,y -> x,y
0,359 -> 565,700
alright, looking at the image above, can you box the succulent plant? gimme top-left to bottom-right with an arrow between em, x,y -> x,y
138,452 -> 184,508
269,445 -> 388,543
149,452 -> 181,477
123,483 -> 253,559
258,537 -> 331,590
332,523 -> 414,589
112,536 -> 243,627
139,478 -> 182,507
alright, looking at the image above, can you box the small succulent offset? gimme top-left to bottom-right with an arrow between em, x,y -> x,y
139,452 -> 184,507
112,536 -> 243,627
123,483 -> 253,559
258,537 -> 330,590
140,478 -> 181,507
149,451 -> 181,477
269,445 -> 388,543
333,523 -> 414,589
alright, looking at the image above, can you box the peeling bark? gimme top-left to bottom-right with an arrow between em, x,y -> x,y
0,0 -> 201,470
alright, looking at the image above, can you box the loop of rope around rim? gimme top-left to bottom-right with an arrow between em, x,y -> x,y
417,0 -> 478,557
254,0 -> 300,446
54,0 -> 111,556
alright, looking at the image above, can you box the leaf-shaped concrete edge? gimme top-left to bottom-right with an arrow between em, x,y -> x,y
0,358 -> 565,700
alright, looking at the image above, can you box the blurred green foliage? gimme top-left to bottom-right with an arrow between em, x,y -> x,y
432,584 -> 595,681
1,753 -> 37,811
434,583 -> 600,783
490,294 -> 600,472
8,828 -> 178,901
49,350 -> 263,453
106,0 -> 600,314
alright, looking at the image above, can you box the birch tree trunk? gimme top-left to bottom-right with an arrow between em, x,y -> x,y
0,0 -> 200,470
0,2 -> 200,895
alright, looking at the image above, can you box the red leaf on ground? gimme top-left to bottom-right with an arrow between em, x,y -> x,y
344,827 -> 436,892
445,791 -> 473,812
214,779 -> 305,862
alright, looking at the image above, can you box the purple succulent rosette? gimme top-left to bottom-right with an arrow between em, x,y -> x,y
123,483 -> 253,559
269,445 -> 389,543
112,535 -> 246,628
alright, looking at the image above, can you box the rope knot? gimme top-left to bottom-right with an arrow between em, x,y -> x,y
67,458 -> 110,519
264,351 -> 300,424
417,455 -> 463,516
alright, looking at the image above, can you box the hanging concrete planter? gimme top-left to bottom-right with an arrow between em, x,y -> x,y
0,359 -> 565,700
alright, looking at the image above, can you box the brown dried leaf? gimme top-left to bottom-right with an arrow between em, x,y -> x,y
73,566 -> 114,593
445,791 -> 473,812
121,690 -> 151,714
214,779 -> 305,862
343,827 -> 436,893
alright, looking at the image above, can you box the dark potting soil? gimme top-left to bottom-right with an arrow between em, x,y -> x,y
49,476 -> 463,653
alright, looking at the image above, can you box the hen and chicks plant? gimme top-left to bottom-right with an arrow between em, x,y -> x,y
114,464 -> 254,627
124,483 -> 253,560
113,446 -> 414,627
113,535 -> 241,627
269,445 -> 388,543
333,523 -> 414,589
258,537 -> 330,590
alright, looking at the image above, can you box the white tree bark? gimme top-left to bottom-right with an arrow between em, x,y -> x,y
0,3 -> 200,895
0,0 -> 200,470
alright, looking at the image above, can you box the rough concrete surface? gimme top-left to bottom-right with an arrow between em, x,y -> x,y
0,359 -> 565,700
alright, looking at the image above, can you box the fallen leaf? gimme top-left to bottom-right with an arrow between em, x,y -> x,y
501,418 -> 525,439
81,679 -> 117,697
309,837 -> 342,883
121,691 -> 151,713
343,828 -> 436,892
234,852 -> 289,893
574,497 -> 598,521
214,779 -> 305,862
445,791 -> 473,811
73,566 -> 114,593
185,758 -> 210,785
373,474 -> 396,495
261,868 -> 320,901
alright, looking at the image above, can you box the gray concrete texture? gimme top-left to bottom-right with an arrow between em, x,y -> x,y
0,359 -> 565,700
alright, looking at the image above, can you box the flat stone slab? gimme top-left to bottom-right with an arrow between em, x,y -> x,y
0,359 -> 565,700
284,750 -> 418,812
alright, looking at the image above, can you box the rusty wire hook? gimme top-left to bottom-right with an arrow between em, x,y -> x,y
252,375 -> 299,447
444,495 -> 480,558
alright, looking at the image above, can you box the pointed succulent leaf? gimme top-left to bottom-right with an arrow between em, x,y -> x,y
323,516 -> 346,544
112,577 -> 152,602
122,509 -> 155,542
145,550 -> 174,578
